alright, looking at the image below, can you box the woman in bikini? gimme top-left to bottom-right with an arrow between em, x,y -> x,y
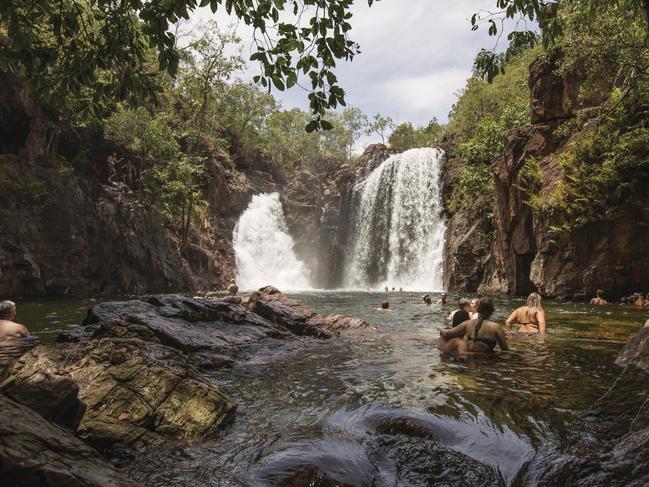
506,292 -> 547,334
437,297 -> 509,353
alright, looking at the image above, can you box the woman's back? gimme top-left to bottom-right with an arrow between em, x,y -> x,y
464,319 -> 505,352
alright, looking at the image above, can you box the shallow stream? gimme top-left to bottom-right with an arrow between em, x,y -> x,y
9,292 -> 649,485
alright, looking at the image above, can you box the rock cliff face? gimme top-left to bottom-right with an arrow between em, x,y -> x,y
0,76 -> 281,297
441,140 -> 492,293
444,54 -> 649,298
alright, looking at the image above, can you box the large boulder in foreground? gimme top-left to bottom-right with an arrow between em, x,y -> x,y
0,395 -> 136,487
1,332 -> 236,452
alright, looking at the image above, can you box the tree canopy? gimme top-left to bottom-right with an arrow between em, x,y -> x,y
1,0 -> 376,129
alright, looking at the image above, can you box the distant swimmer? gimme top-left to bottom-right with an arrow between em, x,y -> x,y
422,294 -> 432,306
227,279 -> 239,296
392,287 -> 396,292
437,297 -> 508,353
448,298 -> 471,326
379,301 -> 391,310
436,292 -> 448,305
0,301 -> 29,342
506,292 -> 547,334
590,289 -> 608,305
469,298 -> 479,319
399,287 -> 404,293
385,286 -> 389,293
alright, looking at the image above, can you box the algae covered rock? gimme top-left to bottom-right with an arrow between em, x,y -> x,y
1,334 -> 235,452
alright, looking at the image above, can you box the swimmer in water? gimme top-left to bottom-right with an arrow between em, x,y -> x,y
437,297 -> 508,353
422,294 -> 432,306
506,292 -> 547,334
590,289 -> 608,305
379,301 -> 391,311
0,301 -> 30,342
468,298 -> 479,319
436,292 -> 448,305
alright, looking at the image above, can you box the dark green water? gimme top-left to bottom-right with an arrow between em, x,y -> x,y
7,292 -> 649,485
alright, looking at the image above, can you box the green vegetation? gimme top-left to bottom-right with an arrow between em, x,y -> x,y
445,48 -> 535,219
388,119 -> 443,151
1,0 -> 377,129
520,2 -> 649,236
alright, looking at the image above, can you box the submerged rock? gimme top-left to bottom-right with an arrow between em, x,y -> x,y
533,326 -> 649,486
0,395 -> 137,487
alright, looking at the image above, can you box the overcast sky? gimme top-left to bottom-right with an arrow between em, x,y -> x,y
194,0 -> 506,146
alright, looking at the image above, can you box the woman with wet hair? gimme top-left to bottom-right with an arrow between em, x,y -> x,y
437,297 -> 508,353
505,292 -> 547,334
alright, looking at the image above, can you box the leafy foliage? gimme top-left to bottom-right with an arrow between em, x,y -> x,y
446,48 -> 533,220
0,0 -> 376,128
388,119 -> 443,151
366,113 -> 394,144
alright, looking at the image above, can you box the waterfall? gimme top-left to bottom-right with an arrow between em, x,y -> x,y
233,193 -> 312,291
343,148 -> 446,290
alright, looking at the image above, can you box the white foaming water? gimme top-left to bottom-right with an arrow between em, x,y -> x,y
343,148 -> 446,291
233,193 -> 312,291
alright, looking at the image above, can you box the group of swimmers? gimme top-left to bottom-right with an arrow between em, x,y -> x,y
437,292 -> 547,353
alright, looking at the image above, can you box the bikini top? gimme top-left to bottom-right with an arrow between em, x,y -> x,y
467,336 -> 498,351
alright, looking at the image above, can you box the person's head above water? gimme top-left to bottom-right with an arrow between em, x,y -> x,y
477,297 -> 495,320
459,298 -> 470,309
381,301 -> 390,309
596,289 -> 604,298
526,292 -> 542,310
423,294 -> 432,304
0,300 -> 16,320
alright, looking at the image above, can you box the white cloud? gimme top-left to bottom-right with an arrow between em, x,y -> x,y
190,0 -> 515,146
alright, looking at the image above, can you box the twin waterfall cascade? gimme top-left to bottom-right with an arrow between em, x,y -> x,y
343,148 -> 447,290
233,193 -> 312,290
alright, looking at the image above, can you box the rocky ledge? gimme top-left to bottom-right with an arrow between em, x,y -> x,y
0,288 -> 375,484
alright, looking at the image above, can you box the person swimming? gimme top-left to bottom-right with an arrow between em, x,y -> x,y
468,298 -> 479,319
379,301 -> 390,310
590,289 -> 608,305
506,292 -> 547,334
448,298 -> 471,326
436,292 -> 448,305
227,279 -> 239,296
422,294 -> 432,306
0,301 -> 30,342
437,297 -> 508,353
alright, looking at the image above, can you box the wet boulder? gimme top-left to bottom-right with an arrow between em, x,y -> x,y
247,286 -> 377,337
321,314 -> 377,332
0,335 -> 236,452
0,395 -> 137,487
247,287 -> 334,338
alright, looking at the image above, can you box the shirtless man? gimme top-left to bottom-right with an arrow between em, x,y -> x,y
436,292 -> 448,305
506,292 -> 547,334
590,289 -> 608,305
0,301 -> 29,341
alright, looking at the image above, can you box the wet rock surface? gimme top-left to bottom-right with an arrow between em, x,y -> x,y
0,394 -> 137,487
0,292 -> 376,480
533,327 -> 649,486
247,286 -> 377,337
